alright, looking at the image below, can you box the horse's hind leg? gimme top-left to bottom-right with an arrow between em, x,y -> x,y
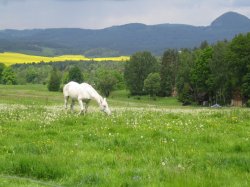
70,99 -> 75,112
64,96 -> 69,110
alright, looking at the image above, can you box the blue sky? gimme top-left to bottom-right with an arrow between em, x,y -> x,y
0,0 -> 250,29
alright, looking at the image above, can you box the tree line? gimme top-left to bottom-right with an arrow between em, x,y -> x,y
0,32 -> 249,106
0,61 -> 125,97
124,33 -> 250,106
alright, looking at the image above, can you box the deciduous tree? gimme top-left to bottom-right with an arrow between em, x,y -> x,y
2,67 -> 17,85
95,69 -> 119,97
124,51 -> 158,95
0,63 -> 6,83
144,72 -> 161,98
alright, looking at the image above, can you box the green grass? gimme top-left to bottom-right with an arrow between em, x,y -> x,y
0,84 -> 61,105
0,85 -> 249,186
109,89 -> 182,109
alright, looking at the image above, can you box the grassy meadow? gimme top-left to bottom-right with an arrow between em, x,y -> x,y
0,52 -> 130,66
0,85 -> 249,187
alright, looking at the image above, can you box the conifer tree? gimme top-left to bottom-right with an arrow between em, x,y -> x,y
48,68 -> 61,91
68,66 -> 83,83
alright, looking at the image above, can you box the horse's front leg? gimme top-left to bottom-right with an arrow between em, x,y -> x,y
85,100 -> 90,113
78,99 -> 85,115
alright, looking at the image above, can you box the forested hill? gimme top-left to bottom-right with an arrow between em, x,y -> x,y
0,11 -> 250,56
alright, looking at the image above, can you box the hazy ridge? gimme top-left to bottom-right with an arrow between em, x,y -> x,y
0,11 -> 250,56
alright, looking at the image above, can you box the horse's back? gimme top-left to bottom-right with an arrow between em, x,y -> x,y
63,81 -> 83,99
81,83 -> 93,91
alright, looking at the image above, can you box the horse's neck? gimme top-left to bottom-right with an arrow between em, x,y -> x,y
92,92 -> 103,106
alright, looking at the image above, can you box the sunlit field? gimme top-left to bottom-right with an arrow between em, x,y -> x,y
0,85 -> 249,187
0,52 -> 130,66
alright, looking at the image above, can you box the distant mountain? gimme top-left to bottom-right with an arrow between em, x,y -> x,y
0,11 -> 250,56
211,11 -> 250,28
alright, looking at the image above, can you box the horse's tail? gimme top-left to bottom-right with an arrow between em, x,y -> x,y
63,83 -> 69,97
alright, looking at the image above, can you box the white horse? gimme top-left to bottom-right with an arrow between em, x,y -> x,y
63,81 -> 111,115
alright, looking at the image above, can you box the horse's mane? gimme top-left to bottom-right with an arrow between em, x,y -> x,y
81,83 -> 103,102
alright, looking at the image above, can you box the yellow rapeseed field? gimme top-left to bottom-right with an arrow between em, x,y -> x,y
0,52 -> 130,66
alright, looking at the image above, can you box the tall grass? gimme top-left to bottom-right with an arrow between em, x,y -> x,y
0,85 -> 249,186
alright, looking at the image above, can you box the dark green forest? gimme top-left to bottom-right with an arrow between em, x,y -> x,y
0,33 -> 250,106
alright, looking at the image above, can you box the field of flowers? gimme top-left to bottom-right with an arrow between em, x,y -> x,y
0,85 -> 249,186
0,52 -> 130,66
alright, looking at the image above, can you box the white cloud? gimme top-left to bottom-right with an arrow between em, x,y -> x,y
0,0 -> 249,29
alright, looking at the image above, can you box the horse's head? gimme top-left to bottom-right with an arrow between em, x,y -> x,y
100,98 -> 111,115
